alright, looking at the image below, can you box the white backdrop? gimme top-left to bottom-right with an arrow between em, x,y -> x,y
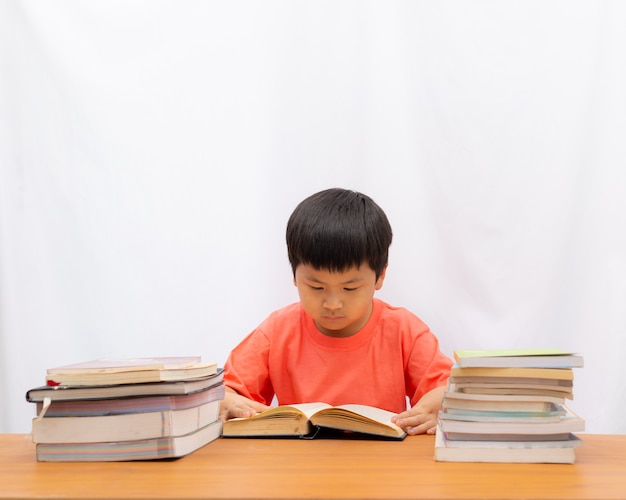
1,1 -> 625,434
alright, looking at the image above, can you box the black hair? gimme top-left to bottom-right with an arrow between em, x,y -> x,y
286,188 -> 393,279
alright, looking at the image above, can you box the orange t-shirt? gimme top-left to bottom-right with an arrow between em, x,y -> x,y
223,298 -> 452,413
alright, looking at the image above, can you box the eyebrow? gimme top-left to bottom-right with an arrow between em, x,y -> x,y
304,275 -> 365,285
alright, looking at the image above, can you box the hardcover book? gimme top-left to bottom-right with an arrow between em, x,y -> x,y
453,349 -> 584,369
438,405 -> 585,436
31,400 -> 220,444
451,382 -> 573,400
26,370 -> 224,402
439,406 -> 566,423
450,366 -> 574,382
35,420 -> 223,462
434,425 -> 581,464
222,402 -> 406,440
35,382 -> 225,417
45,357 -> 218,386
442,391 -> 566,412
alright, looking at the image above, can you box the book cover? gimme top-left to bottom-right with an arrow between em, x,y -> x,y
35,382 -> 225,417
26,369 -> 224,402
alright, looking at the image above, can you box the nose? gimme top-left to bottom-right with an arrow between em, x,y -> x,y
322,292 -> 342,311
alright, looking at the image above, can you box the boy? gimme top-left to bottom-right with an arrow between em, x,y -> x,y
220,188 -> 452,435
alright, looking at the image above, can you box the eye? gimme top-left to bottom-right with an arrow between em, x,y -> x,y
309,285 -> 324,291
343,287 -> 358,292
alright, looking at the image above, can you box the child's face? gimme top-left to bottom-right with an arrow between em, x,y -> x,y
293,263 -> 386,338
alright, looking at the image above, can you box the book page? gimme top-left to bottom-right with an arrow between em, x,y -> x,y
321,404 -> 399,426
230,402 -> 332,422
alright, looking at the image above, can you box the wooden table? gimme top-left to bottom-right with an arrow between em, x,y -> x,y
1,433 -> 625,499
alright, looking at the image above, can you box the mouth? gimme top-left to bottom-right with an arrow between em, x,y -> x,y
322,315 -> 344,322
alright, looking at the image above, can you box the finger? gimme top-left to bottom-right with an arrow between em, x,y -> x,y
250,402 -> 270,413
393,414 -> 423,429
235,406 -> 259,418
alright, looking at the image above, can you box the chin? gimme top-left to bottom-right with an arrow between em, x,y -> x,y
316,322 -> 344,335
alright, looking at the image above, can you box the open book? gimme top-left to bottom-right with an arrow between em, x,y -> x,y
222,402 -> 407,440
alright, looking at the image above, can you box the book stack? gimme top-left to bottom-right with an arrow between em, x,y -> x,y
25,356 -> 224,462
434,348 -> 585,464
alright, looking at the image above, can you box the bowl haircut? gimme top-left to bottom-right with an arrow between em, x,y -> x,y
286,188 -> 393,279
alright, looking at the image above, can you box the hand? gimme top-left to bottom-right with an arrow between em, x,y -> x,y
219,387 -> 270,421
391,386 -> 446,435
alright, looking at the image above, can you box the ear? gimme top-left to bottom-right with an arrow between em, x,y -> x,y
375,265 -> 388,291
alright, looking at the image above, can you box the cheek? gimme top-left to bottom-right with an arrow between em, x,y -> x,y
295,286 -> 314,304
297,294 -> 319,318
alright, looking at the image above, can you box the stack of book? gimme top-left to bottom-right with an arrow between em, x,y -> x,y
434,348 -> 585,464
25,356 -> 224,462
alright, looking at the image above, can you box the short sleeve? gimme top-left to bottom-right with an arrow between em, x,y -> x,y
223,326 -> 274,405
